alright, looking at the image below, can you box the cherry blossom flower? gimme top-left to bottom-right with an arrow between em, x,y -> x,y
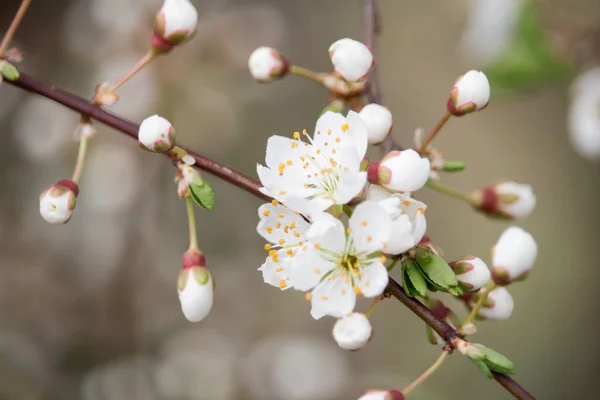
289,201 -> 391,319
257,111 -> 368,216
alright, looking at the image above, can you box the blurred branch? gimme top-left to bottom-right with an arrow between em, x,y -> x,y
6,65 -> 535,400
363,1 -> 535,399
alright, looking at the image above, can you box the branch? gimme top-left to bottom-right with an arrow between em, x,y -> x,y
363,1 -> 535,399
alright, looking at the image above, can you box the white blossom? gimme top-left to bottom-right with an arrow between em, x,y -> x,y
328,38 -> 373,82
248,47 -> 289,83
178,265 -> 214,323
366,185 -> 427,254
486,181 -> 536,219
447,70 -> 490,116
358,104 -> 393,144
472,286 -> 514,320
491,226 -> 537,285
567,67 -> 600,160
358,390 -> 404,400
138,115 -> 176,153
39,180 -> 79,224
289,201 -> 391,319
153,0 -> 198,51
332,312 -> 372,350
257,111 -> 368,216
367,149 -> 430,193
449,256 -> 491,291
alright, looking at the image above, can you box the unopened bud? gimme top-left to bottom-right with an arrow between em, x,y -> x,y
491,226 -> 537,285
470,287 -> 514,320
39,179 -> 79,224
152,0 -> 198,53
358,104 -> 393,144
367,150 -> 431,193
332,312 -> 373,351
461,322 -> 477,336
358,389 -> 404,400
447,70 -> 490,116
329,38 -> 373,82
178,250 -> 214,323
473,181 -> 536,219
138,115 -> 176,153
248,47 -> 290,83
449,256 -> 491,291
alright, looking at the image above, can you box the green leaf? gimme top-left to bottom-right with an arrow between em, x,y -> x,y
405,261 -> 428,297
470,358 -> 494,379
189,182 -> 215,210
442,160 -> 466,172
401,264 -> 418,297
415,248 -> 459,290
448,286 -> 464,297
0,61 -> 19,81
478,345 -> 516,375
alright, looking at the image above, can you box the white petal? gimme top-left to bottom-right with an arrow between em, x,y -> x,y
178,267 -> 213,323
256,202 -> 310,244
492,226 -> 537,280
475,287 -> 514,320
358,104 -> 393,144
258,254 -> 293,290
345,111 -> 369,159
381,150 -> 431,193
289,248 -> 337,291
349,201 -> 392,254
359,262 -> 389,297
335,170 -> 367,204
454,70 -> 491,110
366,184 -> 392,202
495,181 -> 536,218
311,275 -> 356,318
385,214 -> 415,255
307,217 -> 346,254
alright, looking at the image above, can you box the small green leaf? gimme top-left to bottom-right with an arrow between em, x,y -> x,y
478,345 -> 516,375
0,61 -> 19,81
189,182 -> 215,210
401,264 -> 418,297
425,325 -> 440,345
448,286 -> 464,297
470,357 -> 494,379
415,248 -> 459,289
405,261 -> 428,297
442,160 -> 466,172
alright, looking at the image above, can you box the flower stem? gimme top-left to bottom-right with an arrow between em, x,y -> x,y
402,350 -> 450,396
0,0 -> 33,57
462,281 -> 497,327
289,65 -> 325,84
185,195 -> 199,252
343,204 -> 353,218
71,136 -> 90,184
110,50 -> 157,91
365,294 -> 384,317
425,178 -> 476,205
419,112 -> 451,154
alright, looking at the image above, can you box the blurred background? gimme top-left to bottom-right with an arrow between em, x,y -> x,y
0,0 -> 599,399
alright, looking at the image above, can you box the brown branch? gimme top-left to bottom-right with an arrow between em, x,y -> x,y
363,1 -> 535,399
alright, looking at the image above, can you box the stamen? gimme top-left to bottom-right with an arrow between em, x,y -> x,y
366,235 -> 373,242
266,227 -> 273,234
271,199 -> 279,206
279,280 -> 286,289
264,243 -> 271,251
276,267 -> 283,272
293,132 -> 300,139
305,293 -> 312,301
341,124 -> 349,132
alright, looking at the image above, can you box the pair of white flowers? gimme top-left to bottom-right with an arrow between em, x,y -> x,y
256,110 -> 431,324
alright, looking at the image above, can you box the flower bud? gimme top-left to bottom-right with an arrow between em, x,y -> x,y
449,256 -> 491,291
153,0 -> 198,53
138,115 -> 176,153
332,312 -> 373,351
367,150 -> 431,193
39,179 -> 79,225
454,338 -> 485,360
473,181 -> 536,219
447,70 -> 490,116
248,47 -> 290,83
470,287 -> 514,320
328,38 -> 373,82
358,390 -> 405,400
491,226 -> 537,285
94,83 -> 119,106
359,104 -> 393,144
178,250 -> 214,323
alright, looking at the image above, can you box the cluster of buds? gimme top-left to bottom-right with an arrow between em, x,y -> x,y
178,249 -> 214,323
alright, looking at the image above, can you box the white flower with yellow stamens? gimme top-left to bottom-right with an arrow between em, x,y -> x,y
289,201 -> 391,319
256,199 -> 314,290
257,111 -> 368,217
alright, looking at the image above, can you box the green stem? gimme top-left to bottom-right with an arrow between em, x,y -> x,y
426,178 -> 476,205
71,136 -> 90,184
343,204 -> 353,218
386,258 -> 399,272
462,281 -> 497,327
0,0 -> 33,57
110,50 -> 157,91
289,65 -> 325,84
420,112 -> 451,153
365,295 -> 383,317
185,195 -> 199,252
402,350 -> 449,396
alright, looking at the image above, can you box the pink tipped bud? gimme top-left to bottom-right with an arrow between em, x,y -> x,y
449,256 -> 491,292
491,226 -> 537,285
152,0 -> 198,53
248,47 -> 290,83
329,38 -> 373,82
332,312 -> 373,351
447,70 -> 490,116
358,389 -> 405,400
178,250 -> 213,323
367,150 -> 430,193
474,181 -> 536,219
138,115 -> 176,153
39,179 -> 79,225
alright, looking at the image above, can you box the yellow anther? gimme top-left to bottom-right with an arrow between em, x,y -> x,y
335,137 -> 341,143
353,286 -> 362,295
402,200 -> 410,206
366,235 -> 373,242
276,267 -> 283,272
284,226 -> 289,233
279,280 -> 287,289
302,129 -> 308,136
278,190 -> 287,195
327,129 -> 332,135
266,227 -> 273,234
263,209 -> 270,217
269,250 -> 278,257
341,124 -> 349,132
286,160 -> 293,166
278,162 -> 286,170
417,207 -> 425,215
293,132 -> 300,139
316,130 -> 321,135
346,227 -> 352,234
276,222 -> 281,229
316,149 -> 321,154
290,221 -> 297,229
278,239 -> 285,245
264,243 -> 271,251
361,220 -> 368,227
321,295 -> 328,300
287,249 -> 293,255
332,149 -> 337,154
315,268 -> 321,274
277,213 -> 284,218
271,199 -> 279,206
305,293 -> 312,301
314,243 -> 321,249
293,231 -> 300,238
353,262 -> 359,269
380,255 -> 387,263
291,142 -> 298,148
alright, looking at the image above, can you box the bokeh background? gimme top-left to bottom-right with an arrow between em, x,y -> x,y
0,0 -> 599,399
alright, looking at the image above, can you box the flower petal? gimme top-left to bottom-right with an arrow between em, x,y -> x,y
335,170 -> 367,205
359,261 -> 389,297
258,254 -> 292,290
307,217 -> 346,254
385,214 -> 415,254
310,274 -> 356,318
289,247 -> 337,291
345,111 -> 369,159
366,184 -> 392,202
349,201 -> 392,254
257,202 -> 310,244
